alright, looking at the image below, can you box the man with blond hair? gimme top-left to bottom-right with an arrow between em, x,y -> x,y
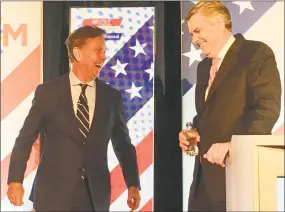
179,1 -> 281,211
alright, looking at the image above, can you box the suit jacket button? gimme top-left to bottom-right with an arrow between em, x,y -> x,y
81,176 -> 85,179
82,168 -> 85,172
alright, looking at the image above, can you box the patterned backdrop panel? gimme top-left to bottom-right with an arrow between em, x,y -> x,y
70,7 -> 155,211
1,2 -> 43,211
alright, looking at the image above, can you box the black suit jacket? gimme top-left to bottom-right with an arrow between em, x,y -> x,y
8,74 -> 140,211
189,34 -> 281,202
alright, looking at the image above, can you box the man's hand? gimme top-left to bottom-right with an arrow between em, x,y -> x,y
203,142 -> 230,167
127,186 -> 141,211
7,182 -> 24,206
179,129 -> 200,153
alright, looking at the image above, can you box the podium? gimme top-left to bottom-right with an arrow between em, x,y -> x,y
226,135 -> 284,211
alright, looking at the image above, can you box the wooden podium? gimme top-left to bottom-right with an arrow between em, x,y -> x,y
226,135 -> 284,211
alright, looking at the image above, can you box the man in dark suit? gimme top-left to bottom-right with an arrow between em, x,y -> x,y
7,26 -> 141,211
179,1 -> 281,211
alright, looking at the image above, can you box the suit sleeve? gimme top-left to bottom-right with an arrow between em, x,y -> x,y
239,43 -> 281,134
8,84 -> 45,184
111,92 -> 141,190
192,115 -> 200,129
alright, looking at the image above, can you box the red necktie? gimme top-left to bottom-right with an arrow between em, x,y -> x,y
205,58 -> 220,101
208,58 -> 220,88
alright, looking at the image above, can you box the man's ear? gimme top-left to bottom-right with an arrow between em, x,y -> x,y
216,16 -> 225,30
73,47 -> 82,62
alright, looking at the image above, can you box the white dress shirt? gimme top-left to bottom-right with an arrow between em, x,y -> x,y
69,71 -> 96,127
205,35 -> 236,100
216,35 -> 236,70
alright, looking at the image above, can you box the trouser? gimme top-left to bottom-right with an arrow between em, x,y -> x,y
188,164 -> 226,212
71,177 -> 95,211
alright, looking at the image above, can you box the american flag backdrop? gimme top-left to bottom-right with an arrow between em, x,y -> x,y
70,7 -> 155,211
181,1 -> 284,210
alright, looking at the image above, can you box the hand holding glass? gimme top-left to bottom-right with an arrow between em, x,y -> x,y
183,122 -> 199,156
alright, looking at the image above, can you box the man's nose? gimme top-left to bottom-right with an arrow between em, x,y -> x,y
101,53 -> 106,61
192,34 -> 199,45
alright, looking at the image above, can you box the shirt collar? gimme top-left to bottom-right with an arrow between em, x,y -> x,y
217,34 -> 235,60
69,70 -> 96,87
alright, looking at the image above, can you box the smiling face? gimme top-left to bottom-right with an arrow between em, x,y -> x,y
66,26 -> 107,82
72,36 -> 106,79
187,12 -> 224,58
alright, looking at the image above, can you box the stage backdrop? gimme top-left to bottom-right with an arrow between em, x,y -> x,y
1,1 -> 43,211
181,1 -> 284,210
70,7 -> 155,211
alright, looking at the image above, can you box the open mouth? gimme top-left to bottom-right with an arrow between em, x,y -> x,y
199,42 -> 207,50
95,63 -> 103,68
197,42 -> 204,48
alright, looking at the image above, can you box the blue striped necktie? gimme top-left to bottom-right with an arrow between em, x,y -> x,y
76,84 -> 89,139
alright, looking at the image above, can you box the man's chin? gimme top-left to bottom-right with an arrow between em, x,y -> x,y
201,49 -> 217,58
203,51 -> 213,58
201,51 -> 210,58
199,48 -> 208,57
92,71 -> 100,78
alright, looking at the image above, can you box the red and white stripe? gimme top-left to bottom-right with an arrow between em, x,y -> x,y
1,2 -> 42,211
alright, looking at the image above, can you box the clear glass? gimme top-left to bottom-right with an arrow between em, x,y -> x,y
183,122 -> 199,156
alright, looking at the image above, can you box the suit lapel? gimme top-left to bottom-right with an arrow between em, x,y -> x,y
58,74 -> 83,145
87,78 -> 106,141
197,59 -> 211,111
59,76 -> 108,144
205,34 -> 245,104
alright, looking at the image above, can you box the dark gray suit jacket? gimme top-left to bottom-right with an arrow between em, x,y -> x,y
190,34 -> 281,202
8,74 -> 140,211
